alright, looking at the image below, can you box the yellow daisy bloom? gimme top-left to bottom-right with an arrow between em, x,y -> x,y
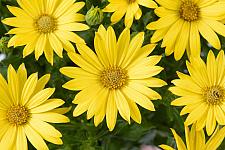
0,64 -> 70,149
170,50 -> 225,135
103,0 -> 158,28
160,124 -> 225,150
60,25 -> 166,131
2,0 -> 89,65
147,0 -> 225,60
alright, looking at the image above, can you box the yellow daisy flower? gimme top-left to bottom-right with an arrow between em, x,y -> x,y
0,64 -> 69,149
147,0 -> 225,60
160,124 -> 225,150
60,25 -> 166,131
2,0 -> 89,65
170,50 -> 225,135
103,0 -> 158,28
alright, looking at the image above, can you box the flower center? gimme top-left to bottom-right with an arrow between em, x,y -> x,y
100,66 -> 128,90
128,0 -> 136,3
35,15 -> 57,33
179,0 -> 199,22
6,105 -> 29,125
204,86 -> 225,105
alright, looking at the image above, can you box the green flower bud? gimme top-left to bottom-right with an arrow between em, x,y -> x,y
85,6 -> 104,26
0,36 -> 11,54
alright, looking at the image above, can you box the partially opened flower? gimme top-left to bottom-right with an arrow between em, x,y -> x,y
160,124 -> 225,150
147,0 -> 225,60
60,25 -> 166,131
103,0 -> 157,28
2,0 -> 89,65
0,64 -> 69,149
170,50 -> 225,135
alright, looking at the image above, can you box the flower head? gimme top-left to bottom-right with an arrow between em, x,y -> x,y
0,64 -> 69,149
160,124 -> 225,150
2,0 -> 89,65
60,25 -> 166,131
147,0 -> 225,60
103,0 -> 157,28
170,50 -> 225,135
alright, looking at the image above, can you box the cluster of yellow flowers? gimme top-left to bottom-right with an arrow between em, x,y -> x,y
0,0 -> 224,149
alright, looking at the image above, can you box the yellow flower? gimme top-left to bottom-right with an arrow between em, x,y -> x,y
170,50 -> 225,135
103,0 -> 157,28
147,0 -> 225,60
2,0 -> 89,65
60,25 -> 166,131
0,64 -> 69,149
160,124 -> 225,150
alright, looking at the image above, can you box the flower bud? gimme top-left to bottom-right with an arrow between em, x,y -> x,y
0,36 -> 11,54
85,6 -> 103,26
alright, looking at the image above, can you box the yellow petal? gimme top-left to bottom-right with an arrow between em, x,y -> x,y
24,124 -> 49,150
198,20 -> 221,50
30,99 -> 65,113
51,106 -> 72,115
206,126 -> 225,149
155,0 -> 181,10
58,23 -> 89,31
35,34 -> 46,60
129,81 -> 162,100
170,128 -> 187,150
121,32 -> 144,68
67,52 -> 100,73
76,44 -> 103,69
111,9 -> 126,24
0,126 -> 16,150
17,63 -> 27,90
138,0 -> 158,8
174,21 -> 190,60
127,98 -> 141,124
21,73 -> 38,105
106,91 -> 117,131
190,22 -> 201,57
146,14 -> 178,30
8,65 -> 20,105
117,28 -> 130,66
26,88 -> 55,109
0,74 -> 12,107
60,67 -> 97,79
123,86 -> 155,111
44,40 -> 54,65
87,88 -> 108,120
115,90 -> 130,123
32,112 -> 70,123
29,118 -> 62,137
184,103 -> 208,126
34,74 -> 51,94
159,144 -> 175,150
49,33 -> 63,58
206,107 -> 216,135
16,126 -> 28,150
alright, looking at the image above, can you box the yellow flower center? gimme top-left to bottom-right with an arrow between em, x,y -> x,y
204,86 -> 225,105
128,0 -> 136,3
6,105 -> 29,125
179,0 -> 199,22
100,66 -> 128,90
35,15 -> 57,33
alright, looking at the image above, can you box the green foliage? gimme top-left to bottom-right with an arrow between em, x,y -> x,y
0,0 -> 225,149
